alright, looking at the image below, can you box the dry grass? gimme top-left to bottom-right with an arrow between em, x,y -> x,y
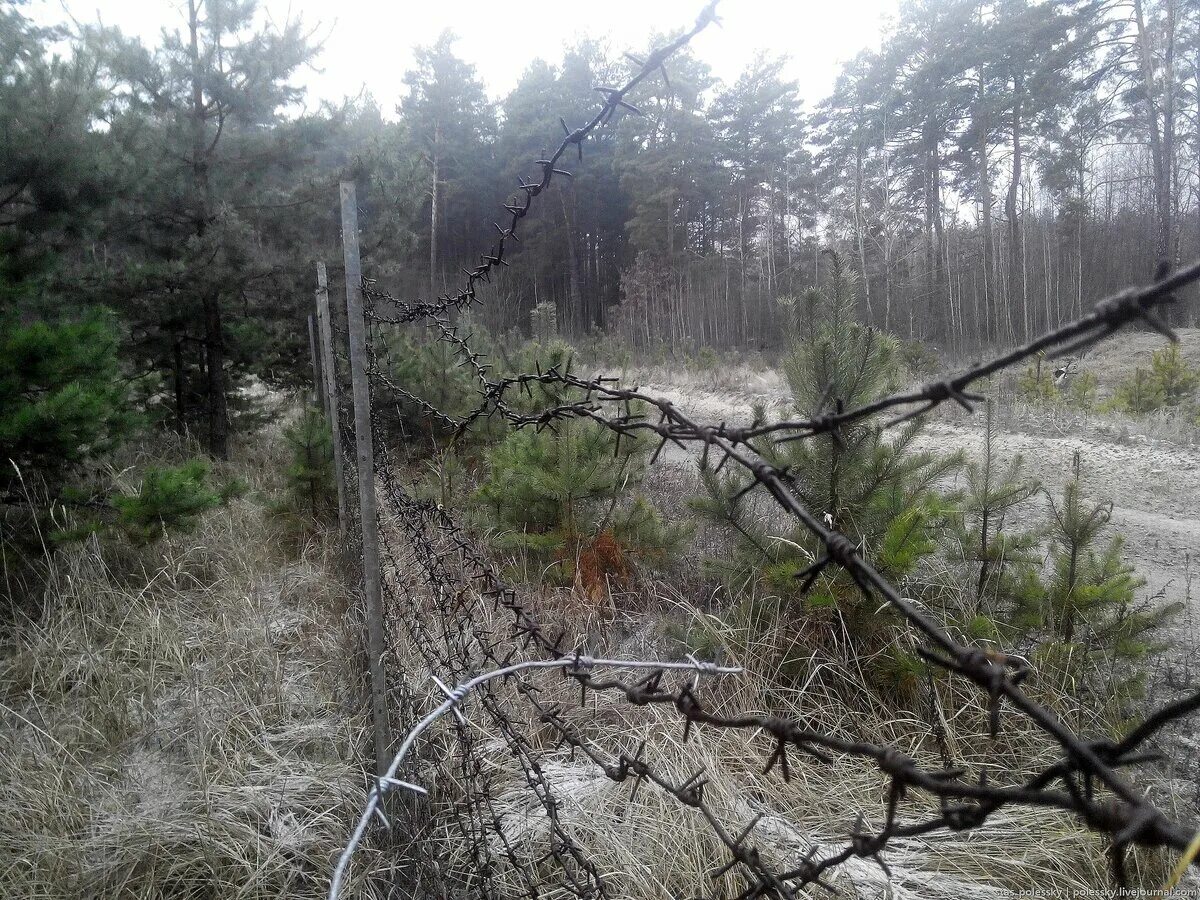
1076,326 -> 1200,388
383,540 -> 1180,900
379,339 -> 1200,896
994,394 -> 1200,447
0,430 -> 383,899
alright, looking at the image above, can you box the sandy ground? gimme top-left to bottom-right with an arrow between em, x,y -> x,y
917,420 -> 1200,610
636,371 -> 1200,628
630,357 -> 1200,826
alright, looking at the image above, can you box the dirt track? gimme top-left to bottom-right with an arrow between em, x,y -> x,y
917,421 -> 1200,609
640,376 -> 1200,624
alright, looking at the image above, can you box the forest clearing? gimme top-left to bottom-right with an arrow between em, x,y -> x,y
639,346 -> 1200,627
6,0 -> 1200,898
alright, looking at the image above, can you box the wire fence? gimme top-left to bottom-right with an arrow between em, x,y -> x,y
321,2 -> 1200,896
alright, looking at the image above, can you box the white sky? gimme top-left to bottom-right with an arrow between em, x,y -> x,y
29,0 -> 900,111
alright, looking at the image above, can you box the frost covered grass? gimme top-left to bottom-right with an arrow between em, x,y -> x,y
0,431 -> 383,899
386,556 -> 1179,900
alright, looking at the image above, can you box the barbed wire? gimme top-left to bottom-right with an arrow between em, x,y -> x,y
373,441 -> 614,899
362,254 -> 1200,450
324,0 -> 1200,895
357,256 -> 1200,890
357,454 -> 1200,898
370,1 -> 720,328
331,648 -> 742,898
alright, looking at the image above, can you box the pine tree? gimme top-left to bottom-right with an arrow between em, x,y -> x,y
1147,344 -> 1199,407
950,400 -> 1042,634
694,253 -> 960,645
1018,452 -> 1176,694
709,54 -> 808,325
400,30 -> 495,299
1067,371 -> 1098,410
94,0 -> 322,457
0,312 -> 133,493
282,405 -> 334,519
1,2 -> 112,309
1106,342 -> 1198,417
474,347 -> 684,598
113,459 -> 233,544
1,311 -> 134,603
381,330 -> 480,441
1109,367 -> 1166,414
530,301 -> 558,343
1017,355 -> 1061,404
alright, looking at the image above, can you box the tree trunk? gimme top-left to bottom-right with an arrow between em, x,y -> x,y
188,0 -> 227,459
202,296 -> 229,459
1133,0 -> 1174,278
923,130 -> 937,337
854,138 -> 871,322
559,188 -> 583,335
173,339 -> 186,434
429,126 -> 442,300
1006,73 -> 1024,342
977,103 -> 995,343
924,123 -> 945,339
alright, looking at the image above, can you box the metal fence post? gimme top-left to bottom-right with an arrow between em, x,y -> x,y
315,262 -> 349,534
339,181 -> 392,776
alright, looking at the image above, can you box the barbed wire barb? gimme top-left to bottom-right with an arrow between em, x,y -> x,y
326,0 -> 1200,895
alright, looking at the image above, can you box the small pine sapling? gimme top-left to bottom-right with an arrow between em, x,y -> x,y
949,400 -> 1042,637
1067,371 -> 1098,410
381,329 -> 483,441
529,301 -> 557,343
1108,367 -> 1165,414
114,460 -> 236,543
1148,343 -> 1199,407
1016,354 -> 1059,404
475,348 -> 685,598
1021,452 -> 1177,702
282,405 -> 335,518
693,253 -> 961,679
417,446 -> 468,510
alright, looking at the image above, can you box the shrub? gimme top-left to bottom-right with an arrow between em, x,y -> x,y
1148,343 -> 1199,406
1107,344 -> 1199,414
282,405 -> 335,518
899,339 -> 942,379
1066,371 -> 1097,409
694,253 -> 961,661
693,346 -> 719,372
417,446 -> 469,510
1107,368 -> 1165,414
475,348 -> 685,597
1016,358 -> 1059,404
113,460 -> 236,543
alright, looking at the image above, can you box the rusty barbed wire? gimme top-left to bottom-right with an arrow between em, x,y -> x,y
353,265 -> 1200,894
325,0 -> 1200,895
353,451 -> 1200,898
372,439 -> 612,899
370,1 -> 720,329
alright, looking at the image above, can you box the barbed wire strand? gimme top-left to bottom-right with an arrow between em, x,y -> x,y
326,0 -> 1200,895
330,655 -> 741,898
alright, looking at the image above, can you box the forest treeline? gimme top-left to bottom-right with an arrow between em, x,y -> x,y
3,0 -> 1200,462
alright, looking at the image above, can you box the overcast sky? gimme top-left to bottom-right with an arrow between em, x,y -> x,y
29,0 -> 900,111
